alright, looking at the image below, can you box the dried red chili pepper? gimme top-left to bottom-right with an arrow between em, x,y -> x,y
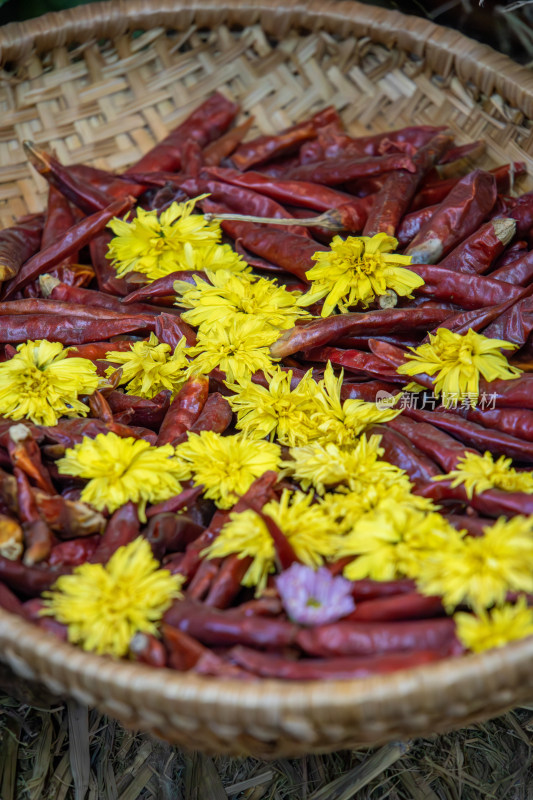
88,501 -> 140,564
0,557 -> 67,597
396,205 -> 438,249
186,558 -> 222,600
154,312 -> 197,348
302,346 -> 404,382
435,218 -> 516,274
89,231 -> 133,297
24,143 -> 112,215
416,479 -> 533,519
123,92 -> 239,176
203,116 -> 255,165
121,270 -> 202,305
130,632 -> 167,667
228,645 -> 448,680
3,197 -> 134,299
406,170 -> 497,264
297,617 -> 458,658
340,380 -> 401,403
482,294 -> 533,344
0,581 -> 28,617
157,374 -> 210,446
203,554 -> 252,609
386,415 -> 478,472
286,152 -> 417,186
48,536 -> 100,567
163,599 -> 298,649
346,593 -> 444,622
33,492 -> 106,539
489,249 -> 533,285
106,390 -> 171,430
463,406 -> 533,443
404,406 -> 533,464
42,278 -> 165,317
411,163 -> 526,212
362,133 -> 453,237
143,512 -> 204,559
181,176 -> 311,238
369,424 -> 442,484
172,393 -> 233,446
0,313 -> 153,346
271,307 -> 454,359
7,425 -> 55,496
14,468 -> 54,566
407,264 -> 524,309
0,214 -> 44,282
315,124 -> 448,161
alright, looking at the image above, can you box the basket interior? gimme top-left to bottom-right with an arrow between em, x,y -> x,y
1,17 -> 533,228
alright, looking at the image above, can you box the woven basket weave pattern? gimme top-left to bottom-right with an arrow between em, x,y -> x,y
1,0 -> 533,757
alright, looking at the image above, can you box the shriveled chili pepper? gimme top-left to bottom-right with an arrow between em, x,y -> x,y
42,277 -> 165,317
3,197 -> 134,299
41,187 -> 76,250
417,478 -> 533,519
0,313 -> 154,346
386,415 -> 478,472
482,294 -> 533,345
228,645 -> 448,680
154,312 -> 197,348
130,632 -> 167,667
163,598 -> 298,649
203,166 -> 371,231
66,340 -> 136,362
24,142 -> 112,215
446,514 -> 489,537
407,264 -> 524,309
48,536 -> 100,567
489,249 -> 533,285
123,92 -> 239,176
157,374 -> 209,446
230,107 -> 339,170
143,511 -> 204,559
14,468 -> 54,566
396,205 -> 438,249
162,624 -> 247,677
302,346 -> 404,382
33,492 -> 106,539
172,393 -> 233,446
429,297 -> 520,336
203,116 -> 255,165
411,163 -> 526,212
334,333 -> 422,350
316,124 -> 448,161
406,170 -> 497,263
297,617 -> 458,658
121,270 -> 202,305
404,405 -> 533,464
435,218 -> 516,274
369,423 -> 442,484
0,581 -> 28,617
202,554 -> 252,609
286,152 -> 417,186
463,406 -> 533,443
362,133 -> 453,237
340,380 -> 401,403
175,471 -> 279,583
106,390 -> 171,430
492,239 -> 528,269
238,594 -> 283,617
89,230 -> 133,297
0,557 -> 67,597
186,558 -> 222,601
347,593 -> 444,622
271,307 -> 454,359
181,176 -> 311,238
0,213 -> 44,282
7,425 -> 55,496
89,501 -> 140,564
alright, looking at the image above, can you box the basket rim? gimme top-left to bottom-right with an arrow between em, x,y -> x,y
1,0 -> 533,753
1,0 -> 533,117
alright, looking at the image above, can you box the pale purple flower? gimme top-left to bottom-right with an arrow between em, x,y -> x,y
276,563 -> 355,626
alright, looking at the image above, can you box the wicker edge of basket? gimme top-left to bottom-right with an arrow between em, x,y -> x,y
0,0 -> 532,755
1,0 -> 533,117
1,607 -> 533,756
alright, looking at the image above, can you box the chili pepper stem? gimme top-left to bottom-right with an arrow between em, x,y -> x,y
23,141 -> 51,172
203,209 -> 345,231
378,290 -> 398,309
40,274 -> 61,297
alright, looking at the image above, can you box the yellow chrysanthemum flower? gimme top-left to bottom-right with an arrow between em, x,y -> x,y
433,450 -> 533,499
416,516 -> 533,612
226,367 -> 322,445
57,432 -> 191,522
175,431 -> 282,509
321,481 -> 436,536
297,233 -> 424,317
0,339 -> 98,426
174,270 -> 311,333
285,434 -> 403,495
105,333 -> 190,398
455,597 -> 533,653
174,240 -> 251,275
336,502 -> 463,582
106,196 -> 220,281
186,316 -> 279,383
203,489 -> 335,594
41,537 -> 183,657
312,362 -> 402,446
396,328 -> 521,400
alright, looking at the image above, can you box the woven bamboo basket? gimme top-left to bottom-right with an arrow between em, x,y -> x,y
2,0 -> 533,758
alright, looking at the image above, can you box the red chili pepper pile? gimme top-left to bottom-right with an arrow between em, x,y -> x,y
2,92 -> 533,680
